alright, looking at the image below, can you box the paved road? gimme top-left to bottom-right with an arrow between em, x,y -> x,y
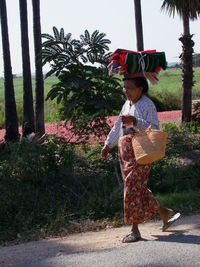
1,215 -> 200,267
5,229 -> 200,266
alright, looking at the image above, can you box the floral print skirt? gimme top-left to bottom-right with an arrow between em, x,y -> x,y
118,134 -> 160,224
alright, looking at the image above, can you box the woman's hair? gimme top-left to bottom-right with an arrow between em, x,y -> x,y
123,77 -> 149,93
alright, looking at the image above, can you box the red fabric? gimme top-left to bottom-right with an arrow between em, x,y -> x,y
109,49 -> 157,73
118,134 -> 160,224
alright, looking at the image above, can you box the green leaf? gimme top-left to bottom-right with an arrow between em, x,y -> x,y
60,28 -> 65,42
53,26 -> 60,41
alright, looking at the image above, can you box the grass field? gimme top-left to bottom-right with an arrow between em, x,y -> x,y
149,68 -> 200,98
0,76 -> 60,128
0,68 -> 200,128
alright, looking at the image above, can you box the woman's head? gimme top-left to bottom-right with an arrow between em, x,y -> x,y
122,77 -> 149,102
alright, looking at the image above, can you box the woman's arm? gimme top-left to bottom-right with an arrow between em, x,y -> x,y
104,116 -> 122,148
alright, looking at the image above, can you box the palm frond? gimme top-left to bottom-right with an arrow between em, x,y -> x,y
161,0 -> 200,19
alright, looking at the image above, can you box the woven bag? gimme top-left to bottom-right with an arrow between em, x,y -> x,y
132,128 -> 168,165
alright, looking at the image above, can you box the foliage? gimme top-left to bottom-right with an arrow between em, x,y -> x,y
41,27 -> 112,77
161,0 -> 200,19
42,27 -> 124,139
46,65 -> 124,138
1,68 -> 200,129
193,53 -> 200,67
1,126 -> 200,243
161,0 -> 200,123
149,123 -> 200,193
149,91 -> 181,111
0,138 -> 122,243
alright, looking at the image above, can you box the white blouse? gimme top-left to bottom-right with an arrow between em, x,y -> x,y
105,95 -> 159,148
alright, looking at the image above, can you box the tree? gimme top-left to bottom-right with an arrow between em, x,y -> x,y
161,0 -> 200,123
0,0 -> 19,141
32,0 -> 45,134
42,28 -> 124,140
19,0 -> 35,136
41,27 -> 112,77
134,0 -> 144,51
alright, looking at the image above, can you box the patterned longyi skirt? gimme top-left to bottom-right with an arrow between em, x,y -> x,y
118,134 -> 160,224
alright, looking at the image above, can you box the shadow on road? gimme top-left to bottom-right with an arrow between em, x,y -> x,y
152,231 -> 200,245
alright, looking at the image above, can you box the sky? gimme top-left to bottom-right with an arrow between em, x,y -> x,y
0,0 -> 200,76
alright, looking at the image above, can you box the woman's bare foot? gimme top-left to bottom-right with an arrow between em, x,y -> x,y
158,206 -> 173,224
122,223 -> 141,243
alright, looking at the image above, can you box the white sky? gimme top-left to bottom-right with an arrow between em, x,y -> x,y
0,0 -> 200,76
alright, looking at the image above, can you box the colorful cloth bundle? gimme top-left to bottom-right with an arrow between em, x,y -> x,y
107,49 -> 167,84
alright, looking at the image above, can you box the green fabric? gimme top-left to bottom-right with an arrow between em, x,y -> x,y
125,52 -> 167,74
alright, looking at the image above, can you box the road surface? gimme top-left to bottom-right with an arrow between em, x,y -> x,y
0,214 -> 199,267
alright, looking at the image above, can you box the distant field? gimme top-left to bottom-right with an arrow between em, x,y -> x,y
0,76 -> 60,127
149,67 -> 200,98
0,68 -> 200,128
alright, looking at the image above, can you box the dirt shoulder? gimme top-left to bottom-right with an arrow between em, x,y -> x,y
0,214 -> 200,267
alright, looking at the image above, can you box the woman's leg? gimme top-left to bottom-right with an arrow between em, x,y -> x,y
119,135 -> 160,242
158,206 -> 173,224
131,223 -> 141,236
122,223 -> 141,243
119,135 -> 160,225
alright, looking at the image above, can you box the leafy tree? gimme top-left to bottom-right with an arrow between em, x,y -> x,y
42,27 -> 112,77
19,0 -> 35,136
42,28 -> 124,139
0,0 -> 19,141
161,0 -> 200,123
32,0 -> 45,135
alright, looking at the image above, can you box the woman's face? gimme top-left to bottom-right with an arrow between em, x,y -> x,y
123,80 -> 143,103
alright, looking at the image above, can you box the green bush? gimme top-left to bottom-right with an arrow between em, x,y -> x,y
149,125 -> 200,193
0,139 -> 122,243
149,90 -> 181,111
1,125 -> 200,243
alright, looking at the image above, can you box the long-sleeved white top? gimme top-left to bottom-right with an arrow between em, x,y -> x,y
105,94 -> 159,148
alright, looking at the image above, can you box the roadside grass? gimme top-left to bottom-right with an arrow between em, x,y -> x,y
157,191 -> 200,215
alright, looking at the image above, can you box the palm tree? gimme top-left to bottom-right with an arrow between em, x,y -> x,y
161,0 -> 200,123
134,0 -> 144,51
32,0 -> 45,134
0,0 -> 19,141
19,0 -> 35,136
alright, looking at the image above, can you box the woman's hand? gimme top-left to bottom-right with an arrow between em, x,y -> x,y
121,115 -> 137,126
101,145 -> 110,159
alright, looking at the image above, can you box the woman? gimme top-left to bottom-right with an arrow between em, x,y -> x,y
101,76 -> 180,243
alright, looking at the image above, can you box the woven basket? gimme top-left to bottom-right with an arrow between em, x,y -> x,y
132,128 -> 168,165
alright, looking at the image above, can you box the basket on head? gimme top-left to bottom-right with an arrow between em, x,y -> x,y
132,128 -> 168,165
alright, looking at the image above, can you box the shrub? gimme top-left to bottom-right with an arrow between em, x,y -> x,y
0,139 -> 122,243
1,125 -> 200,243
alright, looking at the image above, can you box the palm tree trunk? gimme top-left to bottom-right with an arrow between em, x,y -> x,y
179,12 -> 194,123
0,0 -> 19,141
134,0 -> 144,51
32,0 -> 45,134
19,0 -> 35,136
